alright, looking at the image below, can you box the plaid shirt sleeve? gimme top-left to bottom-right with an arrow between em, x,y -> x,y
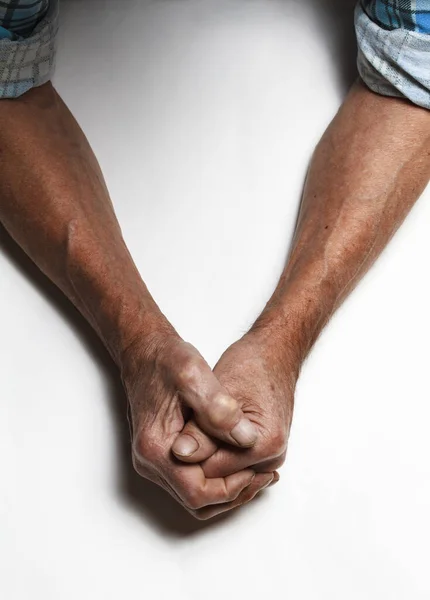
1,0 -> 429,108
356,1 -> 430,108
0,0 -> 59,99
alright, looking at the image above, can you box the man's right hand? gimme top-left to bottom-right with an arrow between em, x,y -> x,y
0,82 -> 274,520
121,334 -> 275,519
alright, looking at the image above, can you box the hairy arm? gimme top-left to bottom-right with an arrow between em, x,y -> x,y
256,79 -> 430,365
174,79 -> 430,484
0,82 -> 168,364
0,82 -> 272,518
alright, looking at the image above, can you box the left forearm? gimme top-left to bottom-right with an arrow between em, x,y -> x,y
254,80 -> 430,367
177,81 -> 430,483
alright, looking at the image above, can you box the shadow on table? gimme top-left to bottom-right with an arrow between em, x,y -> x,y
0,224 -> 210,536
0,0 -> 358,536
307,0 -> 358,93
60,0 -> 358,93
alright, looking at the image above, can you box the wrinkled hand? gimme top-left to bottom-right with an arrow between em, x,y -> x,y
121,334 -> 276,519
172,330 -> 297,509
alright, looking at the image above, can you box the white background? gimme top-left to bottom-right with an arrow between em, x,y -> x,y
1,1 -> 430,598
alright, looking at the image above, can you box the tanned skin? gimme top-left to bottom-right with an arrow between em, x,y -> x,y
1,79 -> 429,519
172,80 -> 430,519
0,82 -> 274,520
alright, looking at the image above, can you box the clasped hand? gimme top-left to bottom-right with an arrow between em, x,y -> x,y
121,329 -> 296,520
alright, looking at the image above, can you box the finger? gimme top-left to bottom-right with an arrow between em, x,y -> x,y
194,472 -> 276,520
173,348 -> 258,448
201,445 -> 286,478
252,452 -> 287,475
134,422 -> 256,512
171,419 -> 218,462
166,464 -> 257,511
269,471 -> 281,487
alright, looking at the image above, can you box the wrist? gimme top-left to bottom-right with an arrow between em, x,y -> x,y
246,313 -> 303,386
249,289 -> 327,373
117,311 -> 179,380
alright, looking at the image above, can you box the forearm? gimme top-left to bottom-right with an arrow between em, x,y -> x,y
0,82 -> 173,367
254,80 -> 430,368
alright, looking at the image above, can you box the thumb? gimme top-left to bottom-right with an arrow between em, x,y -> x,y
173,348 -> 258,448
172,419 -> 218,462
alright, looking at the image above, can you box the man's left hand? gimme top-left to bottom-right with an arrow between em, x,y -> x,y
172,329 -> 298,514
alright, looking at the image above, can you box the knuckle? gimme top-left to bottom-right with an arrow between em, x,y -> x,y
260,428 -> 288,459
208,394 -> 238,428
271,452 -> 287,470
132,429 -> 159,464
227,485 -> 243,503
184,487 -> 205,511
270,430 -> 288,457
175,356 -> 203,388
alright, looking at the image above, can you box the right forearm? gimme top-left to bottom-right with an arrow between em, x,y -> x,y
0,83 -> 173,366
252,81 -> 430,367
0,86 -> 269,517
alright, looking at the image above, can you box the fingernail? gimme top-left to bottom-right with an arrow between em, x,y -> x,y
230,419 -> 258,447
172,434 -> 199,457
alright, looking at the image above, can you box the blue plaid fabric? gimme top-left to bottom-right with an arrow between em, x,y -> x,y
0,0 -> 50,39
357,1 -> 430,108
0,0 -> 429,108
0,0 -> 58,98
362,0 -> 430,34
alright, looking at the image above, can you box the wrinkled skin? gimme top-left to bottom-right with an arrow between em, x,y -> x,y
4,81 -> 429,521
122,335 -> 277,520
173,330 -> 297,483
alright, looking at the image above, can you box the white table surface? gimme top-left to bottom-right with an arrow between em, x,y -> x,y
1,1 -> 430,598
